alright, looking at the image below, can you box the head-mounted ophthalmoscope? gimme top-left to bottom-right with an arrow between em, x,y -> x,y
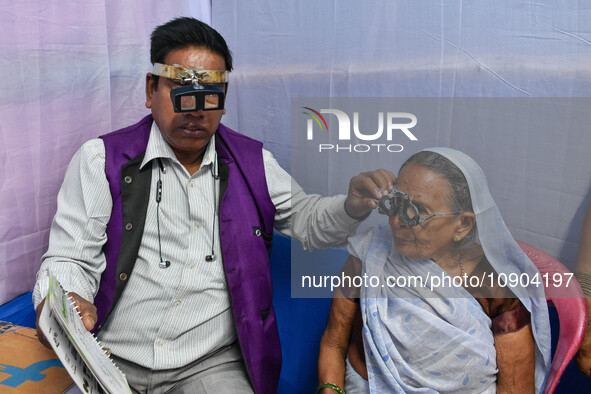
152,63 -> 229,113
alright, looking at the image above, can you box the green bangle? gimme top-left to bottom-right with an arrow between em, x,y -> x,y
316,382 -> 346,394
575,272 -> 591,297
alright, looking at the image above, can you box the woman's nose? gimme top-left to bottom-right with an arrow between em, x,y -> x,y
389,212 -> 407,228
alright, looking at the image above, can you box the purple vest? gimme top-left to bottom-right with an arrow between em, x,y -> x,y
97,115 -> 280,394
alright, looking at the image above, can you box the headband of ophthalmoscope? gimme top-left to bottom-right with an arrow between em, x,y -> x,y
152,63 -> 229,113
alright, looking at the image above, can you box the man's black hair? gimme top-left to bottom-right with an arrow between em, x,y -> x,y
150,17 -> 233,87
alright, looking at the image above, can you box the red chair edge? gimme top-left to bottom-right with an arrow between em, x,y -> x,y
517,241 -> 587,394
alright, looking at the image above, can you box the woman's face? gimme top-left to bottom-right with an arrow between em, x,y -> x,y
389,163 -> 465,263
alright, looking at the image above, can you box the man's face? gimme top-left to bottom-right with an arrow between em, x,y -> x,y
145,46 -> 227,162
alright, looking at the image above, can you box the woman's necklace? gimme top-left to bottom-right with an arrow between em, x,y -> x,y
456,253 -> 484,277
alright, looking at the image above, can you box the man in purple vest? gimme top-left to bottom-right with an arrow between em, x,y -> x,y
33,17 -> 395,394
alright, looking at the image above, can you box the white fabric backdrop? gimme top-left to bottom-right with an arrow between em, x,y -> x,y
1,0 -> 591,305
0,0 -> 211,305
213,1 -> 591,277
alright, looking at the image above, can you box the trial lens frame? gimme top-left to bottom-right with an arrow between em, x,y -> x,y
377,188 -> 460,226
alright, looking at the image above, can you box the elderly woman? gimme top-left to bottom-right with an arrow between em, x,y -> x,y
318,148 -> 551,393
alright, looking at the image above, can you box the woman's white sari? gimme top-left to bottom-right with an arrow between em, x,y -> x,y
349,148 -> 551,393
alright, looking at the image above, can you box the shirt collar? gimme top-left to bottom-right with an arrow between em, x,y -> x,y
140,121 -> 216,170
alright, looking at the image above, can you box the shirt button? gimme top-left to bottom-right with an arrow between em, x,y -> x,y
157,340 -> 165,347
188,263 -> 195,269
174,300 -> 181,307
194,222 -> 200,229
189,180 -> 195,187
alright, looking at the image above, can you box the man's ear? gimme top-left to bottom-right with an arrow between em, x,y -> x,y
145,73 -> 155,109
456,212 -> 476,240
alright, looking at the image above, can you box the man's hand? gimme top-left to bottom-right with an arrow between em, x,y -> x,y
35,298 -> 51,348
344,169 -> 397,220
35,292 -> 98,349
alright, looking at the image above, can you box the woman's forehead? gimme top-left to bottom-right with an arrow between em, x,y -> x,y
397,164 -> 451,202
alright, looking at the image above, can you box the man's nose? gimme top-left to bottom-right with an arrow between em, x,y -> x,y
185,109 -> 205,118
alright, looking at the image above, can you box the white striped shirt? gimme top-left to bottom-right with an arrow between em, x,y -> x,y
33,121 -> 359,369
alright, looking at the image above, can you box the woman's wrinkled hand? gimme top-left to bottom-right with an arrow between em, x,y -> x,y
575,298 -> 591,377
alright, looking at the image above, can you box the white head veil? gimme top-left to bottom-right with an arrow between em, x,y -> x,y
425,147 -> 551,390
355,147 -> 551,393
